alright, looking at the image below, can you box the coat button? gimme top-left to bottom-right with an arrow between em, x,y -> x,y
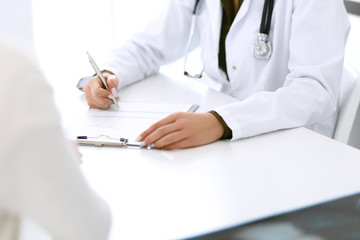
232,66 -> 237,70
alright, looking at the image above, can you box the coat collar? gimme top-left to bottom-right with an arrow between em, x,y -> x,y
203,0 -> 252,42
233,0 -> 251,26
203,0 -> 222,44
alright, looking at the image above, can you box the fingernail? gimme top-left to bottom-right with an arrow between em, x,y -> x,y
135,136 -> 142,142
108,95 -> 115,100
139,142 -> 146,147
111,88 -> 117,97
149,144 -> 156,148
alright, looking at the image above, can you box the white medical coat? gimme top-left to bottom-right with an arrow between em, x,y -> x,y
105,0 -> 350,140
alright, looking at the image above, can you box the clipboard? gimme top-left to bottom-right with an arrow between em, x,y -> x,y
76,103 -> 200,148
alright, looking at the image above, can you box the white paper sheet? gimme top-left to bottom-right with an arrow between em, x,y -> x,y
75,102 -> 197,144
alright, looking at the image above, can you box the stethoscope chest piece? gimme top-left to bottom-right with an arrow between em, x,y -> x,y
253,33 -> 272,61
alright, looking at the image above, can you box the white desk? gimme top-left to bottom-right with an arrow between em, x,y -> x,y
72,74 -> 360,240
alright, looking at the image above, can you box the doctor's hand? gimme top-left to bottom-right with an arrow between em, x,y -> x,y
137,112 -> 225,150
83,72 -> 119,109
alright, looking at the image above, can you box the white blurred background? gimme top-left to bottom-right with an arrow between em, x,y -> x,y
32,0 -> 167,80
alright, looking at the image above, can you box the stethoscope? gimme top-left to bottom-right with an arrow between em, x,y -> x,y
253,0 -> 274,61
184,0 -> 275,78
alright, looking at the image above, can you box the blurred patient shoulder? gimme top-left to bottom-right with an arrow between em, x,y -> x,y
0,39 -> 111,240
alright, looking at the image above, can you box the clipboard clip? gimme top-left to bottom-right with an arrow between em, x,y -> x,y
76,135 -> 147,148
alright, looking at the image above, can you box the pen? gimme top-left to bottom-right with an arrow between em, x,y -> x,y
86,51 -> 119,108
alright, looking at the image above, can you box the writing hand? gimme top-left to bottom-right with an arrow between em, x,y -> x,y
83,72 -> 119,109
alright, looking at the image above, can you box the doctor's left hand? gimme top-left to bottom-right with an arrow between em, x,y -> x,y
137,112 -> 224,150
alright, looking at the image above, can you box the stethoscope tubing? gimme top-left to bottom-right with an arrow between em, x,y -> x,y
193,0 -> 201,14
260,0 -> 274,35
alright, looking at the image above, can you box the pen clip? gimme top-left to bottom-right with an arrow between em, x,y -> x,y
76,135 -> 149,148
76,135 -> 127,147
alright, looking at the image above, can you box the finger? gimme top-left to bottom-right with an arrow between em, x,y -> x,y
106,75 -> 119,95
87,76 -> 103,89
92,84 -> 112,98
161,133 -> 212,150
90,89 -> 114,108
162,139 -> 191,150
83,77 -> 98,96
137,113 -> 181,141
153,131 -> 188,149
86,76 -> 112,98
83,77 -> 113,109
142,123 -> 181,147
87,96 -> 114,109
98,96 -> 114,108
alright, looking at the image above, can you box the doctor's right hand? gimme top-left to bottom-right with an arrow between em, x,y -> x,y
83,72 -> 119,109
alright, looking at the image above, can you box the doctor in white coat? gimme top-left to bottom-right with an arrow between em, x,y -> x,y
83,0 -> 350,150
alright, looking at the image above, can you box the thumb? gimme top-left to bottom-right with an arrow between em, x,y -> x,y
106,74 -> 119,97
